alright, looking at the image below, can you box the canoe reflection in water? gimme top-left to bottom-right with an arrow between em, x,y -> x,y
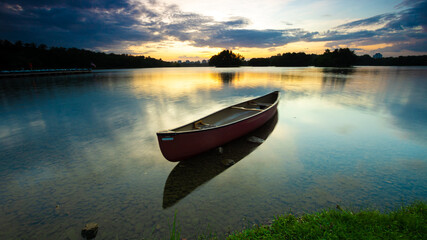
162,112 -> 278,208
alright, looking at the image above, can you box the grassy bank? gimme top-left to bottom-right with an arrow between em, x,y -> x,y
224,201 -> 426,240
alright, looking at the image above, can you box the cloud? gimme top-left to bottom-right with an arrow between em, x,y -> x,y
336,0 -> 427,32
314,30 -> 377,42
193,29 -> 316,48
0,0 -> 426,55
0,0 -> 312,50
383,0 -> 427,32
160,9 -> 314,48
318,0 -> 427,54
376,39 -> 427,53
336,13 -> 397,30
0,0 -> 163,49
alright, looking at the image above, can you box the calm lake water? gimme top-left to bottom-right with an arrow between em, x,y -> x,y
0,66 -> 426,239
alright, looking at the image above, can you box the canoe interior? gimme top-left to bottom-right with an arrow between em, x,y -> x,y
171,91 -> 279,132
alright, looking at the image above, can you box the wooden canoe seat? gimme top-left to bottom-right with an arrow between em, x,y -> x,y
194,120 -> 215,129
249,101 -> 272,107
231,106 -> 263,111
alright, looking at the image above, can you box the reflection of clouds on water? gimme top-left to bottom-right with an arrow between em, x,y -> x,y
382,75 -> 427,142
281,67 -> 427,143
349,68 -> 427,143
335,124 -> 356,135
389,101 -> 427,142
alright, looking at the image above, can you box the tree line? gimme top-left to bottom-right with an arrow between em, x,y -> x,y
0,39 -> 173,70
211,49 -> 363,67
246,49 -> 427,67
1,39 -> 426,70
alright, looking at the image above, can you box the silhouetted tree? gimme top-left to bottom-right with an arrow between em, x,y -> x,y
248,57 -> 271,66
314,48 -> 358,67
270,52 -> 312,66
209,50 -> 245,67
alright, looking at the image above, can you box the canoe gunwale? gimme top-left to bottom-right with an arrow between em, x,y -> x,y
156,91 -> 280,136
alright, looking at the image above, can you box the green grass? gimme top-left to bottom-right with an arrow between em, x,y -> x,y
169,211 -> 181,240
227,201 -> 426,240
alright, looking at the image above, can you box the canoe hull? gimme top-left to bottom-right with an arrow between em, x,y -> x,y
157,92 -> 279,162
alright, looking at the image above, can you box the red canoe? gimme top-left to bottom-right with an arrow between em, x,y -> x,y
156,91 -> 280,161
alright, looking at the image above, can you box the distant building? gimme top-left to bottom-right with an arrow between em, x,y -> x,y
373,53 -> 383,59
202,60 -> 207,64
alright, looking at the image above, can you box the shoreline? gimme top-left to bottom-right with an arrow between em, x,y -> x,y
0,69 -> 92,78
225,201 -> 426,239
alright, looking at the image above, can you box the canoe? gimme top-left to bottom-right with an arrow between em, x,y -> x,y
162,113 -> 278,208
156,91 -> 280,161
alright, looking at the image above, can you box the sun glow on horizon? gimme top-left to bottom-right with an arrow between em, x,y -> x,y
125,40 -> 396,61
126,40 -> 336,61
127,41 -> 222,61
127,38 -> 414,61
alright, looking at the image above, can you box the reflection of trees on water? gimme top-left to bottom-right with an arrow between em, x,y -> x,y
322,68 -> 355,75
162,113 -> 278,209
279,73 -> 304,82
218,72 -> 237,84
321,68 -> 355,92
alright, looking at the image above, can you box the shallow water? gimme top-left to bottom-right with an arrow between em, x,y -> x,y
0,66 -> 426,239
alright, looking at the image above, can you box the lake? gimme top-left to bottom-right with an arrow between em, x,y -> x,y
0,66 -> 426,239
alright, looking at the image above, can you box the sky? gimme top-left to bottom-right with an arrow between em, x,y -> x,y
0,0 -> 426,61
